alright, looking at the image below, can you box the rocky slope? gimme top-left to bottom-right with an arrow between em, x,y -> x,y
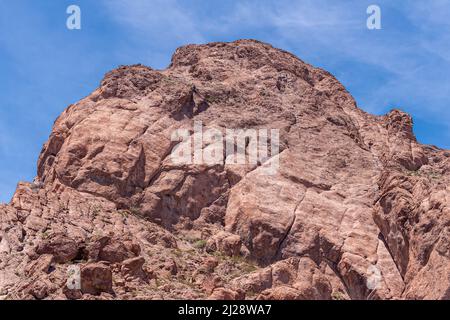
1,40 -> 449,300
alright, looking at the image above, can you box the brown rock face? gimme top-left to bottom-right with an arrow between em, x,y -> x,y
1,40 -> 449,300
80,263 -> 113,296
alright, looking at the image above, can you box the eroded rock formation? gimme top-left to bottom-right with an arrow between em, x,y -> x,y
1,40 -> 449,300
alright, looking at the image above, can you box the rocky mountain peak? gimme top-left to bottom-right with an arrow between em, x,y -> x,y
1,40 -> 449,300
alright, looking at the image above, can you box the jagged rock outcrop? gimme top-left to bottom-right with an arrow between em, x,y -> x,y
1,40 -> 449,300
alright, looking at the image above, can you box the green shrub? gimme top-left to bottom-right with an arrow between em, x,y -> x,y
193,239 -> 207,249
130,206 -> 143,217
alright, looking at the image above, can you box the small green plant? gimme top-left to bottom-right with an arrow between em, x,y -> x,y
41,230 -> 51,239
58,202 -> 67,213
246,290 -> 258,298
406,171 -> 419,177
332,291 -> 346,300
90,205 -> 101,217
161,76 -> 178,85
426,171 -> 442,180
185,249 -> 196,256
118,210 -> 129,218
233,256 -> 257,273
240,262 -> 258,274
172,249 -> 183,258
212,251 -> 226,261
405,168 -> 442,180
193,239 -> 207,249
130,290 -> 138,297
230,255 -> 246,264
92,229 -> 105,237
205,94 -> 222,104
154,277 -> 161,288
130,206 -> 143,217
179,276 -> 196,288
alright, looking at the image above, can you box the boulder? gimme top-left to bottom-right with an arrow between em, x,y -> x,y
36,233 -> 80,263
205,231 -> 242,257
80,263 -> 113,295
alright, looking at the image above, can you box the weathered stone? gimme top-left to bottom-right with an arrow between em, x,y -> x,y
205,231 -> 242,257
0,39 -> 448,300
36,233 -> 80,264
80,263 -> 113,295
121,256 -> 146,280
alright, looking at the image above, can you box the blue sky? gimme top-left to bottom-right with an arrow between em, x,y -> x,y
1,0 -> 449,203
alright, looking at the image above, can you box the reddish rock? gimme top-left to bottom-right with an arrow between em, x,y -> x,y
206,231 -> 242,257
25,254 -> 54,276
80,263 -> 113,296
209,288 -> 245,300
201,276 -> 224,294
0,40 -> 449,300
121,256 -> 146,280
257,286 -> 304,300
85,235 -> 111,261
27,279 -> 53,300
200,257 -> 219,274
36,233 -> 80,263
99,242 -> 134,264
161,258 -> 178,276
232,257 -> 331,300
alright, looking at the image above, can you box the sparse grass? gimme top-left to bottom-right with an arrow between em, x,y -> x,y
92,229 -> 106,238
172,249 -> 183,258
332,291 -> 346,300
405,169 -> 421,177
118,210 -> 129,218
211,250 -> 226,261
154,277 -> 164,289
90,205 -> 101,217
239,262 -> 258,274
230,255 -> 248,264
232,254 -> 257,269
129,206 -> 143,217
405,168 -> 443,180
212,251 -> 259,275
58,202 -> 67,213
41,230 -> 51,239
127,288 -> 139,298
193,239 -> 207,250
179,276 -> 196,289
205,93 -> 222,104
161,76 -> 179,86
426,171 -> 443,180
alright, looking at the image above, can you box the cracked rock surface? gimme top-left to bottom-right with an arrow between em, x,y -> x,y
1,40 -> 449,300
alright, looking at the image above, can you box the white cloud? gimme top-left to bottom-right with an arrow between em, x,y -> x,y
102,0 -> 205,43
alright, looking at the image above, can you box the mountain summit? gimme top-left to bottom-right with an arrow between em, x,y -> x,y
1,40 -> 449,300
